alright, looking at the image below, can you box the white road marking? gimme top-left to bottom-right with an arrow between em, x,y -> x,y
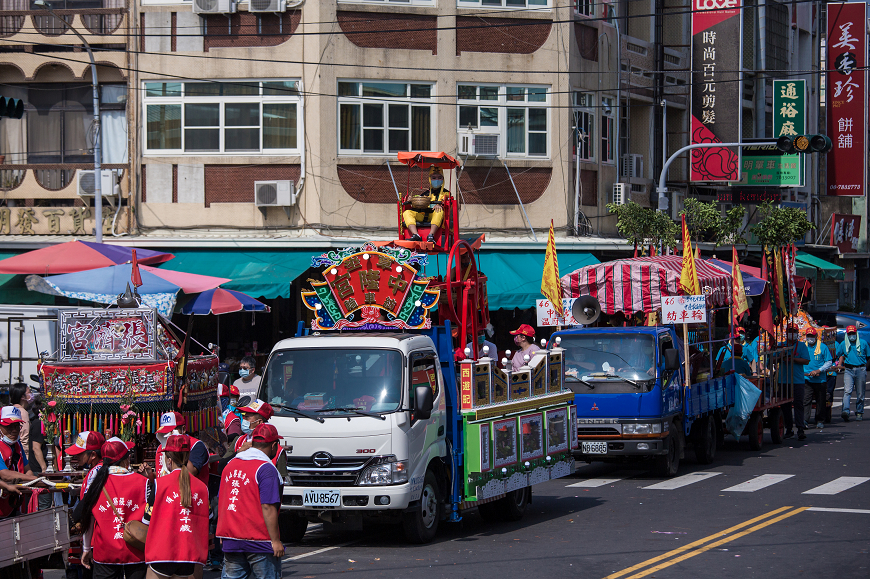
721,474 -> 795,492
807,507 -> 870,514
802,477 -> 870,495
567,470 -> 643,488
285,539 -> 360,561
642,472 -> 721,490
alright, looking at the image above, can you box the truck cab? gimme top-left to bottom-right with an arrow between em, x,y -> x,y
261,332 -> 450,543
553,326 -> 685,475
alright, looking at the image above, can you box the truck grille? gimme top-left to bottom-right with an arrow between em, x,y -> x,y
577,427 -> 621,436
286,456 -> 370,487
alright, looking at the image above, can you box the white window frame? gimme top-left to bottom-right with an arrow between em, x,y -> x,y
575,0 -> 596,17
337,80 -> 436,157
601,95 -> 615,164
340,0 -> 435,5
457,83 -> 550,159
142,79 -> 302,156
457,0 -> 551,9
573,91 -> 595,162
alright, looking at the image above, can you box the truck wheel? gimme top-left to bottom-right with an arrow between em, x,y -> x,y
402,470 -> 441,544
477,500 -> 501,522
769,407 -> 785,444
693,415 -> 716,464
499,486 -> 531,522
654,434 -> 680,477
278,511 -> 308,543
747,412 -> 763,450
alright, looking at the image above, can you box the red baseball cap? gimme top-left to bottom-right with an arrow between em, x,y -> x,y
805,327 -> 818,337
157,411 -> 187,434
164,434 -> 191,453
510,324 -> 535,338
238,399 -> 274,420
66,431 -> 106,456
251,423 -> 283,444
102,437 -> 133,462
0,405 -> 25,426
847,325 -> 858,334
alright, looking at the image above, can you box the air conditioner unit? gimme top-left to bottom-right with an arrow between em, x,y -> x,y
248,0 -> 285,13
621,153 -> 644,178
193,0 -> 237,15
255,180 -> 296,216
612,182 -> 627,206
76,169 -> 119,200
458,132 -> 499,157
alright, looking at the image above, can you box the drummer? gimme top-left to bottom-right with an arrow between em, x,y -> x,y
403,166 -> 451,243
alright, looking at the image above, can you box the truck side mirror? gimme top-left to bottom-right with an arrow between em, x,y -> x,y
414,385 -> 434,420
664,348 -> 680,372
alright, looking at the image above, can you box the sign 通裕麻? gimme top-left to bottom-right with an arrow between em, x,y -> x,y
690,0 -> 742,182
826,2 -> 867,197
773,80 -> 806,139
662,295 -> 707,324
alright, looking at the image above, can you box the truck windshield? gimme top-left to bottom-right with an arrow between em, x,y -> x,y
560,333 -> 656,393
261,348 -> 403,415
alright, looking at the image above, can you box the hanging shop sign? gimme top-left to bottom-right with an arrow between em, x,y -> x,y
303,242 -> 440,331
690,0 -> 742,182
738,144 -> 804,187
826,2 -> 867,197
829,213 -> 861,254
58,308 -> 158,363
772,80 -> 806,138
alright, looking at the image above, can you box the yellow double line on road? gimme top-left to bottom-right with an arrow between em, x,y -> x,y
604,506 -> 809,579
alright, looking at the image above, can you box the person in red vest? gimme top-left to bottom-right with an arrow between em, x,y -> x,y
233,400 -> 274,456
78,437 -> 147,578
67,430 -> 107,497
0,406 -> 38,519
143,434 -> 209,579
151,411 -> 210,488
217,423 -> 285,578
219,384 -> 243,447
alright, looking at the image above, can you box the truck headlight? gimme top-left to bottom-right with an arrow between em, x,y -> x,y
357,456 -> 409,486
623,423 -> 662,434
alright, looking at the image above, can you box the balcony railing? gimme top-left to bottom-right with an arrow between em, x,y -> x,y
0,1 -> 126,38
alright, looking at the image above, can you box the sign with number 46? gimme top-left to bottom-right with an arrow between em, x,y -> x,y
661,295 -> 707,324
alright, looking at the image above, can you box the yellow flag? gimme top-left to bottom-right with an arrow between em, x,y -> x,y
774,247 -> 787,314
731,246 -> 749,321
679,215 -> 700,295
541,220 -> 564,317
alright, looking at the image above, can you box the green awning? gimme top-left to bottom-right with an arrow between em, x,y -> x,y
161,250 -> 315,299
795,251 -> 844,281
0,251 -> 55,305
475,251 -> 599,310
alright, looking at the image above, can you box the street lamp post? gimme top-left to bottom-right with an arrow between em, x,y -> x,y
34,0 -> 103,242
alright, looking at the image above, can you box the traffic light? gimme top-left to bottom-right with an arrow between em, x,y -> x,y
775,134 -> 832,154
0,96 -> 24,119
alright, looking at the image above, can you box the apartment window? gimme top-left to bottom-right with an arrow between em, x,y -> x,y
573,92 -> 594,161
340,0 -> 434,4
142,80 -> 300,155
601,96 -> 615,164
338,81 -> 433,155
458,84 -> 548,158
575,0 -> 595,16
457,0 -> 549,8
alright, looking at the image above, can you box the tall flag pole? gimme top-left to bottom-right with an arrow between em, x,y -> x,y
541,219 -> 564,319
731,246 -> 749,325
679,215 -> 700,295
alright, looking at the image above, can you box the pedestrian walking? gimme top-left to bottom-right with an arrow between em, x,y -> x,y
216,423 -> 285,579
803,328 -> 832,429
835,325 -> 868,422
143,434 -> 209,579
79,437 -> 147,579
779,326 -> 810,441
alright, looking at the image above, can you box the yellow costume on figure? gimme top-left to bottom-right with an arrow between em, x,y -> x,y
403,166 -> 451,242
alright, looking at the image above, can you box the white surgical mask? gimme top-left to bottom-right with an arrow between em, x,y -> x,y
241,419 -> 252,434
239,369 -> 250,378
1,434 -> 17,445
849,334 -> 858,342
807,338 -> 817,346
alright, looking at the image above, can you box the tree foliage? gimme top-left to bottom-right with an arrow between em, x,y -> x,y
750,201 -> 815,247
680,198 -> 747,246
607,201 -> 679,249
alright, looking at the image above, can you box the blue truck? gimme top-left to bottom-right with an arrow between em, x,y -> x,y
551,326 -> 740,476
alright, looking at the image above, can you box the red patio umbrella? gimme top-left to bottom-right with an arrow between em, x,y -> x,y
0,240 -> 174,275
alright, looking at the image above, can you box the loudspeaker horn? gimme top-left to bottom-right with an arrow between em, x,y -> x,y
571,295 -> 601,325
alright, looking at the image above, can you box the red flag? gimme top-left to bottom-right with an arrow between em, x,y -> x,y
758,250 -> 775,336
131,249 -> 143,288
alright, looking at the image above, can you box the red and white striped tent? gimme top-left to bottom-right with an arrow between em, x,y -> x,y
560,256 -> 733,315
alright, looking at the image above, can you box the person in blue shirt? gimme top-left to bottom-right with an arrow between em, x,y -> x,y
778,325 -> 810,440
835,324 -> 868,422
728,344 -> 754,377
716,327 -> 759,372
803,328 -> 833,429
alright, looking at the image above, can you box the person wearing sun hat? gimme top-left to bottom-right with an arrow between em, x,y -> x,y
217,423 -> 285,577
836,324 -> 868,422
803,328 -> 833,430
150,411 -> 211,490
403,165 -> 452,243
77,437 -> 147,577
0,406 -> 38,518
509,324 -> 541,372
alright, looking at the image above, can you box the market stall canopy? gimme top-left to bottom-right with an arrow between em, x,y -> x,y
159,250 -> 312,299
706,259 -> 767,296
0,240 -> 174,275
181,288 -> 270,315
560,255 -> 733,314
795,251 -> 844,281
478,251 -> 599,311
